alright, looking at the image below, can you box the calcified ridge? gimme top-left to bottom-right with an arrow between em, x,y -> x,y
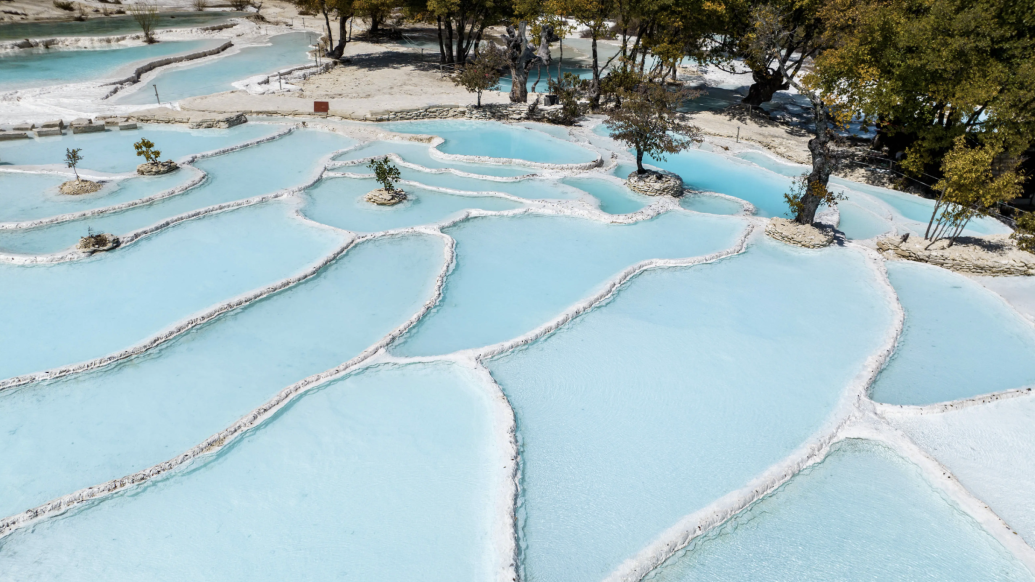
2,121 -> 1033,581
0,126 -> 292,231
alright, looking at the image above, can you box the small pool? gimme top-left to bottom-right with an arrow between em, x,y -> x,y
562,176 -> 647,214
648,440 -> 1034,582
117,32 -> 314,104
379,119 -> 599,165
0,40 -> 219,92
0,12 -> 238,41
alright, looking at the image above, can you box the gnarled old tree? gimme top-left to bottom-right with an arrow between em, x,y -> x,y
293,0 -> 356,58
502,21 -> 557,102
752,4 -> 839,225
704,0 -> 824,108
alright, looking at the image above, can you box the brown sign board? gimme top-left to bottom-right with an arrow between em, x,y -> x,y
314,101 -> 329,113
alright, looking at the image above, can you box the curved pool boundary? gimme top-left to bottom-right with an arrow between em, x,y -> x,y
0,124 -> 293,231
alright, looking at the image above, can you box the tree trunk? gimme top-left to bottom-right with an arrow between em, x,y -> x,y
510,63 -> 529,102
797,103 -> 833,225
444,18 -> 455,64
436,17 -> 446,64
369,15 -> 379,35
330,14 -> 350,59
320,5 -> 334,53
742,67 -> 788,108
590,33 -> 601,107
636,148 -> 645,174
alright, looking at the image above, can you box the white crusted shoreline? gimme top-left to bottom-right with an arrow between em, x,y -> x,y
2,115 -> 1033,581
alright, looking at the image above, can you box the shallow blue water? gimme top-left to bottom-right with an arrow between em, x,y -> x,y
302,176 -> 522,232
380,119 -> 599,165
0,123 -> 278,173
562,176 -> 647,214
0,129 -> 351,255
0,200 -> 344,381
0,168 -> 197,223
394,211 -> 748,356
117,33 -> 313,104
345,165 -> 581,199
334,141 -> 537,177
0,234 -> 443,518
648,440 -> 1034,582
487,238 -> 894,582
647,149 -> 793,217
0,362 -> 499,582
0,12 -> 238,41
679,193 -> 745,215
0,40 -> 217,91
871,261 -> 1035,405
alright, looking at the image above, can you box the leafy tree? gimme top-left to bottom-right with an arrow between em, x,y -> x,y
924,136 -> 1023,245
546,0 -> 617,107
65,148 -> 84,182
700,0 -> 824,108
367,156 -> 402,192
1012,211 -> 1035,254
547,71 -> 588,124
451,41 -> 509,106
134,138 -> 162,164
355,0 -> 399,34
604,80 -> 700,173
812,0 -> 1035,188
418,0 -> 506,66
292,0 -> 357,58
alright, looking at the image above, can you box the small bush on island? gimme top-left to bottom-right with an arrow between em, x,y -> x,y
134,138 -> 162,164
65,148 -> 83,182
367,156 -> 401,193
128,0 -> 159,43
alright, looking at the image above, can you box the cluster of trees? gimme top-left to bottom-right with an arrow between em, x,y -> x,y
293,0 -> 1033,235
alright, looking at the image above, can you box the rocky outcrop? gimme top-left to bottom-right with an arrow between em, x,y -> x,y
33,128 -> 63,137
77,233 -> 120,253
765,217 -> 836,249
59,180 -> 102,195
877,233 -> 1035,276
137,161 -> 179,176
626,170 -> 684,197
368,103 -> 561,123
70,119 -> 104,134
0,131 -> 29,141
364,188 -> 407,206
128,109 -> 247,129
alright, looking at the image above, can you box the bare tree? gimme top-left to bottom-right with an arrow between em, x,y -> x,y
129,0 -> 160,43
502,22 -> 556,103
191,0 -> 208,11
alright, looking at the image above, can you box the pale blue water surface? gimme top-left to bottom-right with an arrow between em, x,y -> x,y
871,261 -> 1035,405
0,40 -> 217,91
648,440 -> 1035,582
562,176 -> 647,214
0,362 -> 499,582
0,234 -> 443,517
0,12 -> 237,41
487,238 -> 895,582
380,119 -> 599,165
117,33 -> 313,104
334,140 -> 536,177
302,177 -> 522,232
344,164 -> 581,199
394,211 -> 748,356
0,123 -> 278,173
0,200 -> 343,381
0,168 -> 197,223
0,129 -> 351,255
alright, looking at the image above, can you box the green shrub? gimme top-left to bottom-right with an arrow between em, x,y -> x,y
367,156 -> 401,193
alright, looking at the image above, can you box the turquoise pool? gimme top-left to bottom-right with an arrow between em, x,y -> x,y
0,111 -> 1031,582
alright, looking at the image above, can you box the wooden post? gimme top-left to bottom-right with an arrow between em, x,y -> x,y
153,84 -> 160,105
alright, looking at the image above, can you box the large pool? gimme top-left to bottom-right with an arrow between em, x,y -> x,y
0,106 -> 1032,582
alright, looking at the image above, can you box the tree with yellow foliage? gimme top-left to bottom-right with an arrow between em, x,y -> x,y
925,136 -> 1023,245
